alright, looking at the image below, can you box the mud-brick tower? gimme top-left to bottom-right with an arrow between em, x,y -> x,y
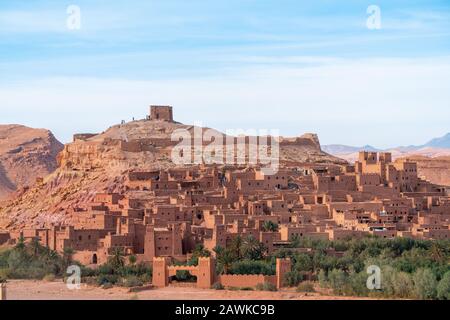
197,257 -> 216,289
150,105 -> 173,122
0,282 -> 6,300
276,258 -> 291,289
152,257 -> 170,287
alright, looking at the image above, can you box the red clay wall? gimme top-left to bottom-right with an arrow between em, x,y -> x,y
218,275 -> 276,288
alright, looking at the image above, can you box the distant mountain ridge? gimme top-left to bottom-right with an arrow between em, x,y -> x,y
322,144 -> 380,155
323,132 -> 450,156
423,133 -> 450,148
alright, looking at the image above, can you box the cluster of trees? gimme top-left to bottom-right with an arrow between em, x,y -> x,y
173,244 -> 211,281
277,237 -> 450,299
84,248 -> 152,288
191,236 -> 450,299
214,235 -> 270,275
0,237 -> 72,281
1,235 -> 449,299
0,238 -> 152,288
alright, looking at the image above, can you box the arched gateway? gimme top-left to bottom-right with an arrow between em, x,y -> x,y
153,257 -> 216,289
153,257 -> 292,290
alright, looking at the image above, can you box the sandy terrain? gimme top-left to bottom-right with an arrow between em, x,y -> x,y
3,280 -> 370,300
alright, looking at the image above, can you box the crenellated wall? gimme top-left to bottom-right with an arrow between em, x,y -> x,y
218,274 -> 276,288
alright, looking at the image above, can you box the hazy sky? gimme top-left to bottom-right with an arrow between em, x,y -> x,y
1,0 -> 450,147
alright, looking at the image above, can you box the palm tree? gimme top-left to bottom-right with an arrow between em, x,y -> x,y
62,247 -> 74,268
15,235 -> 26,251
214,246 -> 234,275
29,238 -> 42,257
109,247 -> 125,270
229,235 -> 243,260
128,255 -> 137,265
262,221 -> 278,232
430,243 -> 445,263
242,235 -> 266,260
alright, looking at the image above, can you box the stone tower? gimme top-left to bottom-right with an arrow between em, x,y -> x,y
276,258 -> 291,289
150,105 -> 173,122
197,257 -> 216,289
152,257 -> 170,287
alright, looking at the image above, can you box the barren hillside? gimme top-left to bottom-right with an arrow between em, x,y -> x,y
0,119 -> 344,230
0,125 -> 63,201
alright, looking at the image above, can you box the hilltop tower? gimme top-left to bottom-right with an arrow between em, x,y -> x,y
150,105 -> 173,122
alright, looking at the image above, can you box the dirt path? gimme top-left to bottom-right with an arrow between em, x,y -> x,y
3,280 -> 370,300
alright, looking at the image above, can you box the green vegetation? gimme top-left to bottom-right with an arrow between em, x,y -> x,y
262,221 -> 279,232
0,237 -> 66,280
212,236 -> 450,299
214,235 -> 269,275
1,236 -> 449,299
172,244 -> 210,282
85,250 -> 152,288
279,237 -> 450,300
256,282 -> 277,292
0,241 -> 152,288
296,282 -> 316,293
212,282 -> 225,290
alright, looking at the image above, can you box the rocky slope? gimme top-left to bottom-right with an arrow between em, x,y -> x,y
0,119 -> 344,230
0,125 -> 63,201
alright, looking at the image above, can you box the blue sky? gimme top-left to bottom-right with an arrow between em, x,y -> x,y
1,0 -> 450,147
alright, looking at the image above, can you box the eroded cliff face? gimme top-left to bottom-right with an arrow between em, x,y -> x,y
279,133 -> 345,165
0,125 -> 63,201
0,119 -> 345,230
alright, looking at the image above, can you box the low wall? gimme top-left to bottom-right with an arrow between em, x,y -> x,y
218,275 -> 276,288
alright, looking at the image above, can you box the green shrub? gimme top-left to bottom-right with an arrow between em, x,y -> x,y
43,274 -> 56,282
347,271 -> 370,297
296,282 -> 316,293
392,272 -> 414,299
102,283 -> 114,290
327,269 -> 348,295
97,274 -> 119,286
122,276 -> 144,288
140,273 -> 152,284
437,272 -> 450,300
230,260 -> 275,276
82,276 -> 98,286
0,268 -> 10,282
318,270 -> 328,288
212,282 -> 224,290
413,268 -> 437,300
284,271 -> 304,287
256,282 -> 277,292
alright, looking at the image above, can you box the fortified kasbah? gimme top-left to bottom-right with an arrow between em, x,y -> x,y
0,106 -> 449,288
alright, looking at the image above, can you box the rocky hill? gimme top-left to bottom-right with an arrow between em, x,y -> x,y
0,125 -> 63,201
0,119 -> 344,230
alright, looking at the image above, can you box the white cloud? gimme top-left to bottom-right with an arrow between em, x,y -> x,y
1,56 -> 449,148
